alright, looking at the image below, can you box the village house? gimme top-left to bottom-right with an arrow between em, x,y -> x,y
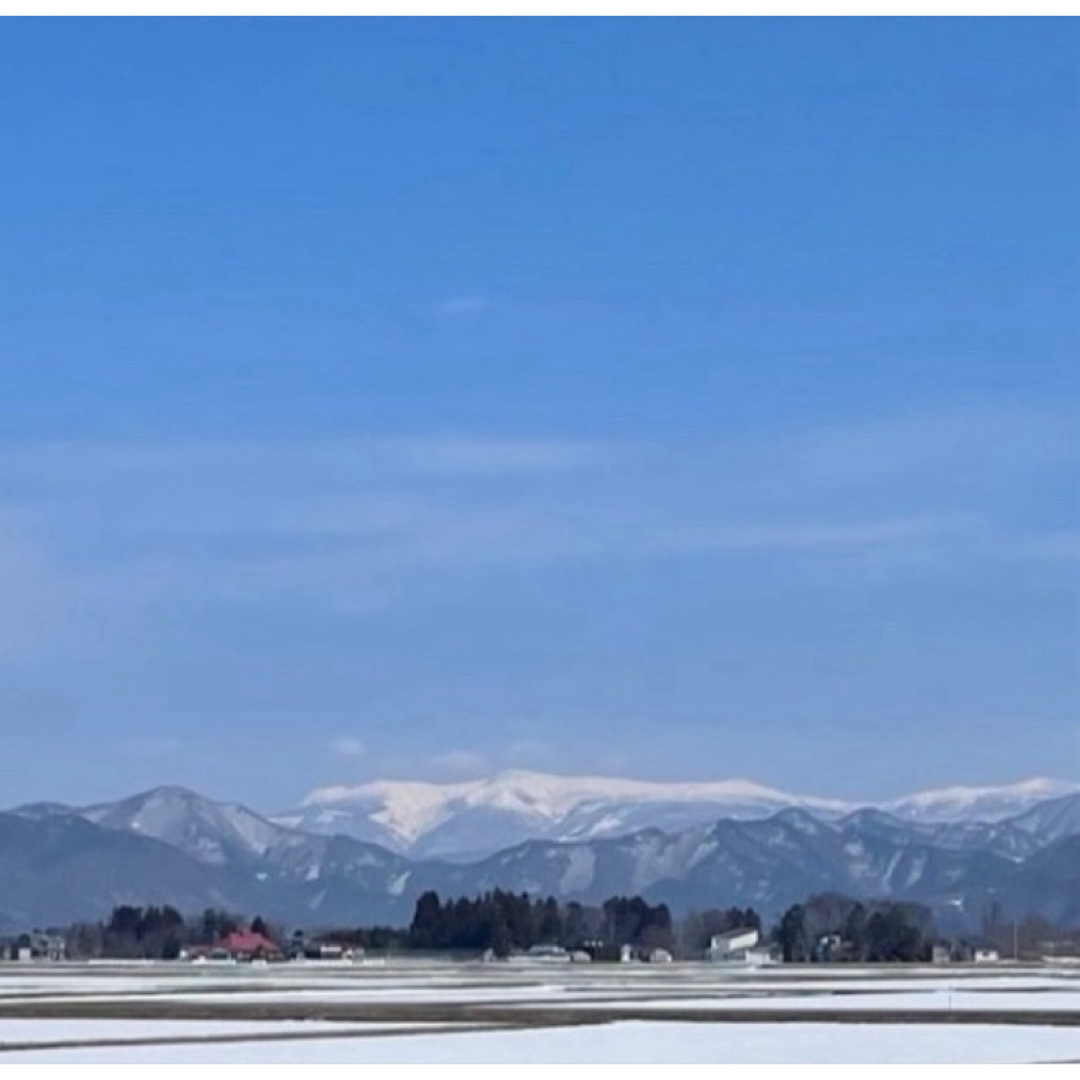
706,927 -> 760,962
218,929 -> 283,961
2,933 -> 67,962
188,929 -> 282,963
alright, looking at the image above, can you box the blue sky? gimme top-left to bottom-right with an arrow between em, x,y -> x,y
0,20 -> 1076,809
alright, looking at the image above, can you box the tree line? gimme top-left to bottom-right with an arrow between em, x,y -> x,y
407,890 -> 679,957
52,890 -> 1080,962
56,894 -> 759,960
774,894 -> 935,962
63,906 -> 275,961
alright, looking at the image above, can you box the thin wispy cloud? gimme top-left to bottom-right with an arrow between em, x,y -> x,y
126,735 -> 183,759
329,736 -> 367,759
0,408 -> 1070,603
1026,530 -> 1080,561
506,739 -> 556,768
0,435 -> 612,482
369,437 -> 614,476
0,405 -> 1073,802
435,295 -> 491,316
429,749 -> 489,778
662,517 -> 973,554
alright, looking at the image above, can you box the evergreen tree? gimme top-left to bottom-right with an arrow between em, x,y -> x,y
776,904 -> 808,962
843,902 -> 868,961
409,890 -> 444,950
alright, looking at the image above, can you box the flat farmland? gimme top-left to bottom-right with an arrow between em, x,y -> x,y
1,960 -> 1079,1063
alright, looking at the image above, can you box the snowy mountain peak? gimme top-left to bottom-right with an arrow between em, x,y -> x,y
883,777 -> 1080,823
79,786 -> 284,866
281,770 -> 1080,859
284,770 -> 855,858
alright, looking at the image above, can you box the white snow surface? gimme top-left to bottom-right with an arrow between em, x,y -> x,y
0,1018 -> 391,1043
884,778 -> 1080,823
302,770 -> 848,832
9,1021 -> 1080,1064
285,770 -> 853,855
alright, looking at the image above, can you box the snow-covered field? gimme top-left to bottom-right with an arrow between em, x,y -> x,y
11,1021 -> 1080,1065
1,960 -> 1078,1063
0,1018 -> 430,1043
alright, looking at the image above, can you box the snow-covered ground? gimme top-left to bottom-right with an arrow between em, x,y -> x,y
8,1021 -> 1080,1064
1,961 -> 1078,1063
0,1018 -> 424,1043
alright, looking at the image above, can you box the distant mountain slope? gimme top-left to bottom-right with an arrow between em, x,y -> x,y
838,808 -> 1041,863
3,790 -> 421,928
0,812 -> 246,931
1006,834 -> 1080,926
1006,793 -> 1080,845
432,809 -> 1015,920
9,801 -> 75,820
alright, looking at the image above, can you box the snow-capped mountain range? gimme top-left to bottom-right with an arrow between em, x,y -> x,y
2,774 -> 1077,931
277,770 -> 1080,859
2,777 -> 1080,937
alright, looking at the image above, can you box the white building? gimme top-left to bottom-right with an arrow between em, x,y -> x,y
707,927 -> 760,962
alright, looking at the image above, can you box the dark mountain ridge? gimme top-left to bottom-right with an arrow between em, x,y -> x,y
2,787 -> 1078,932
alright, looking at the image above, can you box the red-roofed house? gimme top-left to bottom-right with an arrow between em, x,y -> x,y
217,929 -> 282,961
